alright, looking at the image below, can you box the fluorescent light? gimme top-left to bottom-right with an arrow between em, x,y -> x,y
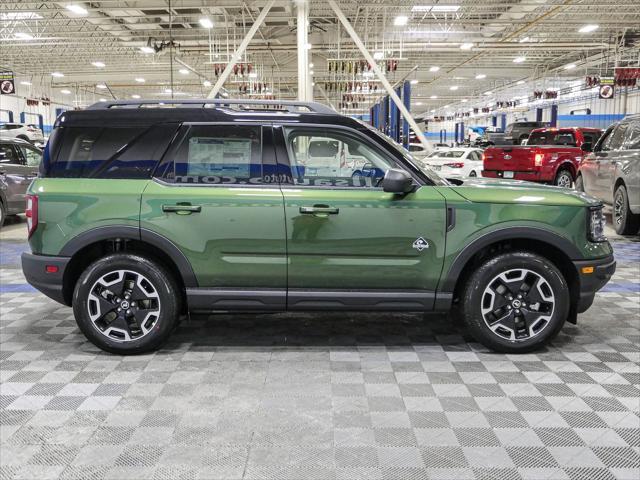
579,24 -> 599,33
199,17 -> 213,29
309,70 -> 314,75
449,85 -> 459,91
513,56 -> 526,63
1,12 -> 42,20
99,98 -> 107,102
164,88 -> 172,93
135,77 -> 145,83
430,95 -> 438,99
14,32 -> 33,40
483,91 -> 493,95
66,4 -> 88,15
305,43 -> 312,50
460,43 -> 473,50
179,68 -> 189,75
461,99 -> 468,103
60,89 -> 71,94
20,81 -> 32,86
373,51 -> 384,60
131,94 -> 141,99
140,46 -> 154,54
309,63 -> 314,68
564,63 -> 576,70
517,80 -> 525,84
519,37 -> 530,43
432,5 -> 460,12
429,66 -> 440,72
203,80 -> 212,87
415,102 -> 423,106
410,79 -> 419,85
475,73 -> 486,79
394,16 -> 408,26
221,92 -> 229,97
51,72 -> 64,77
96,84 -> 107,89
91,61 -> 105,68
430,109 -> 435,113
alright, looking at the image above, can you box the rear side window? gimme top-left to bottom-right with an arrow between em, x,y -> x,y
622,121 -> 640,150
46,125 -> 178,178
582,131 -> 601,146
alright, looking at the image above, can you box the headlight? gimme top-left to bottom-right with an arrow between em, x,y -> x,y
588,206 -> 607,242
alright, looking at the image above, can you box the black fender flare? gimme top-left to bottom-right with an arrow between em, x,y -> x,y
59,225 -> 198,287
438,226 -> 583,293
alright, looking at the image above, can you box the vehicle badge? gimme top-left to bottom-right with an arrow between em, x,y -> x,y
412,237 -> 430,251
504,154 -> 512,160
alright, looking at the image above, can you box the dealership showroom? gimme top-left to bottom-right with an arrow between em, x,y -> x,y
1,1 -> 640,479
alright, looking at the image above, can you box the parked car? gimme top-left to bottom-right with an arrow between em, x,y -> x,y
0,138 -> 42,226
423,148 -> 484,178
0,122 -> 45,146
22,99 -> 614,355
482,127 -> 603,187
473,126 -> 508,147
576,115 -> 640,235
505,121 -> 552,145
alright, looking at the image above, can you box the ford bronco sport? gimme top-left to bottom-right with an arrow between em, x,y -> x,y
22,100 -> 615,354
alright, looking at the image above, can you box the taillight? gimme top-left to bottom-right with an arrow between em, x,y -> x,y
534,153 -> 544,167
481,153 -> 486,162
444,162 -> 465,169
26,194 -> 38,238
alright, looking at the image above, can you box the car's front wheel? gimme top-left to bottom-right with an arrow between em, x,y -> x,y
459,251 -> 569,353
73,253 -> 180,354
614,184 -> 640,235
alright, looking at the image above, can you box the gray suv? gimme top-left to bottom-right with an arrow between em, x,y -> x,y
0,138 -> 41,226
505,121 -> 551,145
577,115 -> 640,235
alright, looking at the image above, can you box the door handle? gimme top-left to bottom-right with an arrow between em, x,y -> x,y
162,203 -> 202,214
299,205 -> 339,216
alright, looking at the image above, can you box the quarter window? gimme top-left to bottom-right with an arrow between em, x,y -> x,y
0,145 -> 19,164
19,146 -> 42,167
622,121 -> 640,150
284,128 -> 395,188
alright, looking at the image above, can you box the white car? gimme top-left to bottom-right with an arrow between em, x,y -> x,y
0,123 -> 45,146
423,147 -> 484,178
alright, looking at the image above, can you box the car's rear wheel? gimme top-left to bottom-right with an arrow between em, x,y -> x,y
459,251 -> 569,353
0,202 -> 6,227
554,169 -> 573,188
575,174 -> 585,192
614,184 -> 640,235
73,253 -> 180,354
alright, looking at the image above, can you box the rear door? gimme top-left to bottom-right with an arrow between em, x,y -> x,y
274,125 -> 447,310
596,124 -> 628,203
141,123 -> 287,310
0,143 -> 35,211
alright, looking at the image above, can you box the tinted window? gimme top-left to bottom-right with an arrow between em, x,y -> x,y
582,131 -> 602,146
528,131 -> 576,146
164,125 -> 262,185
47,125 -> 176,178
0,144 -> 19,164
622,121 -> 640,150
18,145 -> 42,167
604,124 -> 628,151
284,128 -> 395,188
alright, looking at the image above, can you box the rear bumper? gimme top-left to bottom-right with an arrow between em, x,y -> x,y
573,254 -> 616,313
482,170 -> 553,182
21,252 -> 70,305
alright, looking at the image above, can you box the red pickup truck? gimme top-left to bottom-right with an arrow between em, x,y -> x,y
482,127 -> 603,187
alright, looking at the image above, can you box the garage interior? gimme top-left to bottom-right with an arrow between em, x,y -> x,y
1,1 -> 639,480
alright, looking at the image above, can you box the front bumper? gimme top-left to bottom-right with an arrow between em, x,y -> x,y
573,254 -> 616,313
21,252 -> 70,305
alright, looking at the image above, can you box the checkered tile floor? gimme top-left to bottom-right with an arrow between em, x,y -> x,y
1,227 -> 639,479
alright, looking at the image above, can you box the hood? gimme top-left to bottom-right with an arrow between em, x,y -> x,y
444,176 -> 601,207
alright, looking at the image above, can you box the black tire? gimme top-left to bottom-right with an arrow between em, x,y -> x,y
554,169 -> 573,188
0,201 -> 5,227
73,253 -> 180,354
575,174 -> 585,192
458,251 -> 569,353
614,184 -> 640,235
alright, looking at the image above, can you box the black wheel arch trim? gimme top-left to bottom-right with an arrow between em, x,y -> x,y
439,226 -> 584,293
58,225 -> 198,287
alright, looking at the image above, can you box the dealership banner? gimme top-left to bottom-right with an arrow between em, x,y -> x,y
598,77 -> 614,99
0,71 -> 16,95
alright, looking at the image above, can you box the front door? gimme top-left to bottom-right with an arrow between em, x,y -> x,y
141,124 -> 287,310
595,123 -> 628,203
274,125 -> 447,310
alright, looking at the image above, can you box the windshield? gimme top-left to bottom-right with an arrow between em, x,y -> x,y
358,121 -> 449,186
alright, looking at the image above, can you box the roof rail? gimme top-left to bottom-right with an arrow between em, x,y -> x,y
86,99 -> 336,114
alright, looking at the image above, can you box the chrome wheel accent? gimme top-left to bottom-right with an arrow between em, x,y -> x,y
481,268 -> 555,342
556,172 -> 572,188
87,270 -> 161,342
469,171 -> 477,177
614,190 -> 625,226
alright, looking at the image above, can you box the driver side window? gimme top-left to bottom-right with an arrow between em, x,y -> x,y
284,128 -> 396,188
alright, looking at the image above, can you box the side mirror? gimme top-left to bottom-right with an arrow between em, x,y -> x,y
581,142 -> 592,152
382,168 -> 414,194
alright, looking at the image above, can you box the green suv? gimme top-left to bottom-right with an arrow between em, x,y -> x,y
22,100 -> 615,354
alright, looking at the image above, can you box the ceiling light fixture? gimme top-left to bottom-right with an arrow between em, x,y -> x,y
461,99 -> 468,102
179,68 -> 189,75
579,24 -> 599,33
394,15 -> 408,26
449,85 -> 459,91
517,80 -> 525,84
513,56 -> 526,63
410,79 -> 419,85
460,43 -> 473,50
131,94 -> 141,99
429,66 -> 440,72
415,101 -> 423,106
140,46 -> 154,54
20,81 -> 32,86
373,51 -> 384,60
475,73 -> 486,79
60,89 -> 71,94
91,61 -> 105,68
164,88 -> 172,93
484,91 -> 493,95
66,4 -> 88,15
199,17 -> 213,29
430,95 -> 438,99
519,37 -> 530,43
51,72 -> 64,77
99,98 -> 107,102
135,77 -> 145,83
14,32 -> 33,40
203,80 -> 212,87
564,63 -> 576,70
96,84 -> 107,89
